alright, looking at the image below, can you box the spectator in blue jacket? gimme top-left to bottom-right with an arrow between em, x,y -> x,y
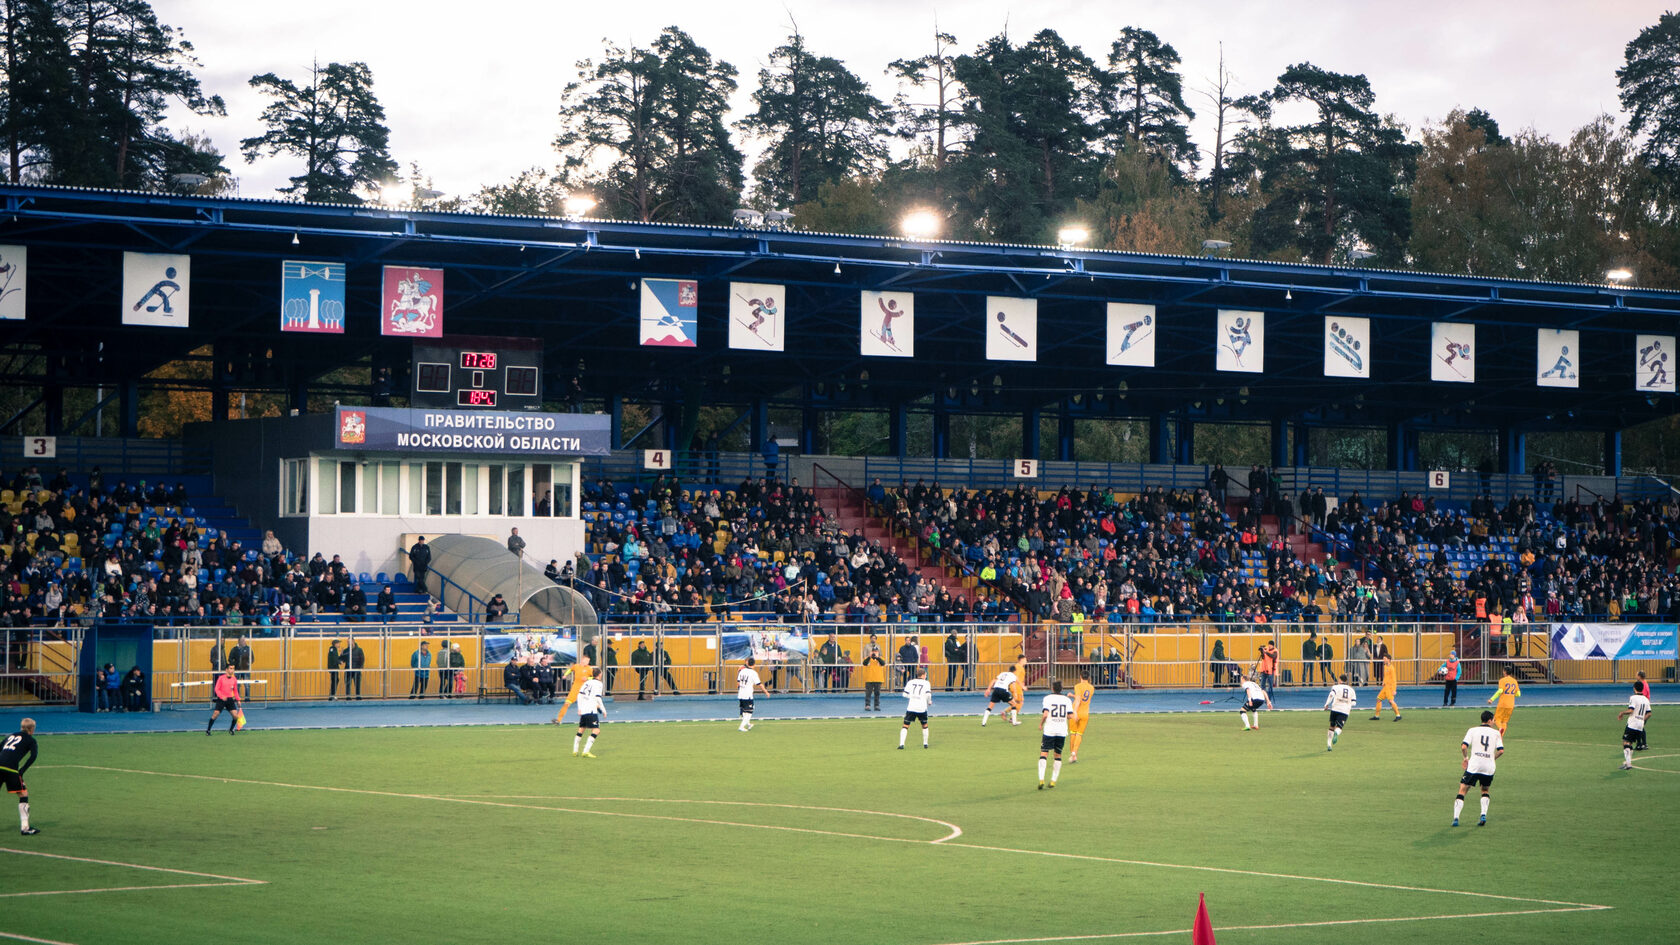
98,662 -> 121,711
409,641 -> 432,698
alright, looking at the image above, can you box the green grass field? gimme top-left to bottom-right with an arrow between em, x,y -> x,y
2,706 -> 1673,945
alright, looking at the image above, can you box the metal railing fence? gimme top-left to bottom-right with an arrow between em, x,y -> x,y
2,620 -> 1672,707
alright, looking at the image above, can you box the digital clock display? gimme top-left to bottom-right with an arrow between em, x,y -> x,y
415,362 -> 451,393
457,388 -> 498,407
459,351 -> 498,370
505,366 -> 539,396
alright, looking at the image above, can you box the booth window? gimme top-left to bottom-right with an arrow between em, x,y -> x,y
282,459 -> 308,516
424,461 -> 444,516
488,464 -> 504,515
339,461 -> 357,514
316,459 -> 337,514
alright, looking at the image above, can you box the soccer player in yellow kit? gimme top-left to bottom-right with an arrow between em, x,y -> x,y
1370,653 -> 1402,721
1007,660 -> 1026,714
1068,670 -> 1094,762
554,654 -> 594,724
1487,664 -> 1520,734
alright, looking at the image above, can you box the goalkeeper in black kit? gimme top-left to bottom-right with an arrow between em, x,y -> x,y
0,718 -> 40,835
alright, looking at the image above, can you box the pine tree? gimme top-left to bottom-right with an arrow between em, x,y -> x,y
241,59 -> 397,204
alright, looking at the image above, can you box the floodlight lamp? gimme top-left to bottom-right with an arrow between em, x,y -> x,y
413,187 -> 443,201
563,194 -> 597,217
901,210 -> 941,239
733,208 -> 763,227
1349,249 -> 1377,262
1201,239 -> 1232,252
1057,225 -> 1090,247
764,210 -> 794,227
1606,268 -> 1634,284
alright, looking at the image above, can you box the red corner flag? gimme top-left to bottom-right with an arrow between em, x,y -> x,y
1192,893 -> 1215,945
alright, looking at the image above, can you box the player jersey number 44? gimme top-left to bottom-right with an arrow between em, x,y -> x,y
1626,694 -> 1652,731
737,667 -> 762,700
1041,694 -> 1074,737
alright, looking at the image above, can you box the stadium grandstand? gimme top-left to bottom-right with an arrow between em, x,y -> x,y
0,184 -> 1675,709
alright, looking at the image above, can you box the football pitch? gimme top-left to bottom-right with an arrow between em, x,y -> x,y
1,705 -> 1673,945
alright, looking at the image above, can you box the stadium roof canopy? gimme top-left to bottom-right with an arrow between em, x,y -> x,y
2,183 -> 1678,459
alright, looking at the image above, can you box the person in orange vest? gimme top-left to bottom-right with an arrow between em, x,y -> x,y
1437,650 -> 1461,706
1256,641 -> 1280,697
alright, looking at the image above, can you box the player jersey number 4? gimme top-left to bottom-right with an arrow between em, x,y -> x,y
1042,695 -> 1074,737
1463,725 -> 1503,775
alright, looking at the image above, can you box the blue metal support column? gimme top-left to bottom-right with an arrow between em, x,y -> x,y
609,396 -> 623,449
1388,423 -> 1420,471
1176,418 -> 1194,465
802,395 -> 818,454
933,407 -> 950,459
889,402 -> 907,458
1270,417 -> 1288,469
1150,414 -> 1173,464
1500,428 -> 1526,475
750,400 -> 767,455
1604,430 -> 1622,476
1293,421 -> 1309,466
1022,407 -> 1040,460
1057,404 -> 1075,461
43,361 -> 62,435
662,402 -> 679,452
121,380 -> 139,438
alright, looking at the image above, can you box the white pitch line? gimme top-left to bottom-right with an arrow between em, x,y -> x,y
0,931 -> 82,945
55,765 -> 953,847
446,794 -> 963,843
0,847 -> 265,885
0,882 -> 255,899
938,841 -> 1606,910
924,905 -> 1611,945
1629,752 -> 1680,773
52,765 -> 1610,922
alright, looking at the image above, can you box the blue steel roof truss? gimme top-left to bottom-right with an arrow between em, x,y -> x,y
1,185 -> 1678,438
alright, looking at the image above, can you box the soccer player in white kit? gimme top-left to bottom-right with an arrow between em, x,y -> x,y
981,666 -> 1020,726
1455,710 -> 1505,826
1618,682 -> 1653,770
572,675 -> 606,757
1238,673 -> 1272,730
737,656 -> 769,731
1323,674 -> 1357,750
1038,680 -> 1074,789
900,667 -> 933,749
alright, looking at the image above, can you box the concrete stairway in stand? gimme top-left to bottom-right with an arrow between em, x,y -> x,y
814,486 -> 977,603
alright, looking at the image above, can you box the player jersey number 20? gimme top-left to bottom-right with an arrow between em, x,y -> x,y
1047,704 -> 1069,718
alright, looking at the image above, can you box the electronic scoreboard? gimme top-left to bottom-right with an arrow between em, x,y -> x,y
410,336 -> 543,410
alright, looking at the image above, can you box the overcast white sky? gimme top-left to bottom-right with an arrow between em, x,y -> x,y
164,0 -> 1670,201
